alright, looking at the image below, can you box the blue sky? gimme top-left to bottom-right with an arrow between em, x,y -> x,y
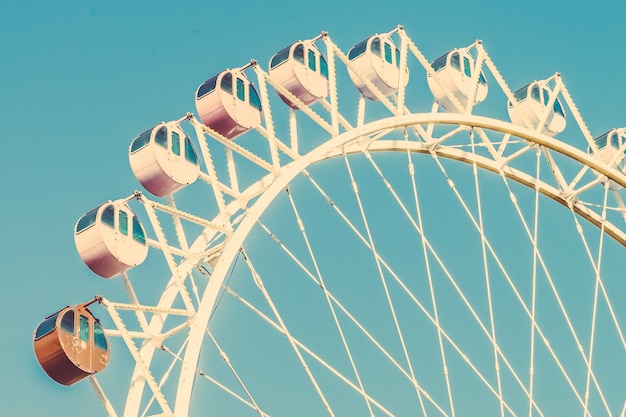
2,0 -> 626,415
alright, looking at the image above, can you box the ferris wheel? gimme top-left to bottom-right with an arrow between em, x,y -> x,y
34,26 -> 626,417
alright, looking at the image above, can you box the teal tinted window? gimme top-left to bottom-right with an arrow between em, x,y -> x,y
197,75 -> 218,98
320,55 -> 329,79
349,39 -> 368,60
184,138 -> 198,165
611,132 -> 620,148
308,50 -> 316,72
132,216 -> 146,244
236,78 -> 245,101
94,321 -> 108,351
514,85 -> 529,102
384,43 -> 392,64
155,127 -> 167,148
595,133 -> 608,149
463,57 -> 471,77
249,85 -> 261,111
130,129 -> 152,153
119,210 -> 128,236
531,85 -> 541,102
172,131 -> 181,156
450,53 -> 460,70
35,313 -> 59,339
293,44 -> 304,64
76,207 -> 99,233
371,37 -> 381,57
270,45 -> 291,69
101,205 -> 115,228
395,48 -> 400,68
60,310 -> 74,334
542,88 -> 550,106
79,315 -> 89,342
553,99 -> 565,117
431,54 -> 448,72
478,72 -> 487,85
221,72 -> 232,94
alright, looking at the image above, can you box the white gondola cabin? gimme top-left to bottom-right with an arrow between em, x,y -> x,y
195,69 -> 262,140
588,129 -> 626,190
34,302 -> 109,386
347,34 -> 406,101
129,122 -> 200,197
507,81 -> 566,136
74,200 -> 148,278
427,49 -> 488,112
268,41 -> 329,109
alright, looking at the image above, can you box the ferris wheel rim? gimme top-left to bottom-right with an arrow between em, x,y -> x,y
153,111 -> 626,417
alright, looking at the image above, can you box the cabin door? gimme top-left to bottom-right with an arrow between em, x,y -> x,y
75,314 -> 92,370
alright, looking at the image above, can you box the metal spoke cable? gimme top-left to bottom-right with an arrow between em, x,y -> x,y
470,132 -> 505,417
528,148 -> 541,417
284,186 -> 376,417
342,151 -> 427,414
239,248 -> 336,417
222,286 -> 400,417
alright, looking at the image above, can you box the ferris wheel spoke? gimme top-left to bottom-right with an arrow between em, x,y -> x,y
342,151 -> 429,414
238,248 -> 337,417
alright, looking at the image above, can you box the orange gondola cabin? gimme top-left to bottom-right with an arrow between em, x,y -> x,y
129,122 -> 200,197
268,41 -> 329,109
347,33 -> 406,101
74,200 -> 148,278
34,302 -> 110,386
195,69 -> 262,139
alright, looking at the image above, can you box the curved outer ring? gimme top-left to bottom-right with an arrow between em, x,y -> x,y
124,112 -> 626,416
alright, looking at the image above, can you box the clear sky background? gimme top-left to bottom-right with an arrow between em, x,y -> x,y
2,0 -> 626,415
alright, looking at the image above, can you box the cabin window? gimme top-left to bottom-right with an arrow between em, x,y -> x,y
236,78 -> 245,102
61,310 -> 74,334
94,322 -> 108,351
132,216 -> 146,244
293,44 -> 305,64
130,129 -> 152,153
531,85 -> 541,102
349,39 -> 368,60
450,53 -> 460,71
542,88 -> 550,106
308,50 -> 317,72
155,127 -> 168,149
478,72 -> 486,85
172,131 -> 181,156
431,54 -> 448,72
101,205 -> 115,229
513,85 -> 529,103
119,210 -> 128,236
611,132 -> 620,148
553,99 -> 565,117
221,73 -> 233,94
270,45 -> 291,69
35,313 -> 60,340
395,48 -> 400,68
184,138 -> 198,165
596,133 -> 608,149
79,315 -> 89,342
371,37 -> 381,57
384,43 -> 392,64
76,207 -> 99,233
320,55 -> 329,79
463,57 -> 471,77
197,75 -> 218,99
249,85 -> 261,111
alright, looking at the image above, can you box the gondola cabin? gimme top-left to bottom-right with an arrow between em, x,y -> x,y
34,303 -> 110,386
507,81 -> 566,136
347,34 -> 406,101
74,200 -> 148,278
268,41 -> 329,109
195,69 -> 262,139
588,129 -> 626,190
129,122 -> 200,197
427,49 -> 488,112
